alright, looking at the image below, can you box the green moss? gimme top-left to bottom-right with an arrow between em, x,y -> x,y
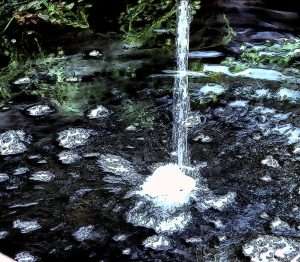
121,100 -> 155,128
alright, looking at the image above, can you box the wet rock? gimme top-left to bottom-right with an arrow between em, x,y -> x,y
125,125 -> 137,132
260,212 -> 270,219
15,252 -> 37,262
88,50 -> 102,58
202,64 -> 292,82
271,124 -> 300,145
0,130 -> 32,156
13,219 -> 41,234
66,76 -> 80,82
87,105 -> 111,119
25,104 -> 55,117
112,234 -> 128,242
271,217 -> 300,237
192,83 -> 225,104
0,173 -> 9,183
271,218 -> 291,233
13,167 -> 30,176
97,154 -> 142,193
122,248 -> 131,255
29,171 -> 55,182
9,202 -> 39,209
72,225 -> 95,242
277,88 -> 300,103
250,31 -> 286,41
0,230 -> 9,239
186,112 -> 206,128
229,100 -> 249,108
57,128 -> 95,149
261,155 -> 280,168
189,51 -> 224,59
260,175 -> 272,182
143,235 -> 172,250
13,77 -> 31,85
127,203 -> 192,234
198,83 -> 225,96
202,192 -> 236,211
293,145 -> 300,154
58,151 -> 82,165
192,133 -> 212,143
185,237 -> 203,244
243,235 -> 300,261
83,152 -> 101,158
70,188 -> 93,202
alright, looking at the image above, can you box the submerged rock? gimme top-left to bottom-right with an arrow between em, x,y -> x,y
87,105 -> 111,119
97,154 -> 142,193
72,225 -> 95,242
229,100 -> 249,108
57,128 -> 95,149
69,188 -> 94,202
122,248 -> 131,255
25,104 -> 55,117
13,77 -> 31,85
88,50 -> 102,58
277,88 -> 300,103
188,51 -> 224,59
29,171 -> 55,182
202,192 -> 236,211
0,230 -> 9,239
112,234 -> 128,242
0,173 -> 9,183
13,167 -> 30,176
143,235 -> 172,250
0,130 -> 32,156
261,155 -> 280,168
125,125 -> 137,132
58,151 -> 82,165
199,83 -> 225,96
243,235 -> 300,261
13,219 -> 41,234
127,205 -> 192,234
15,252 -> 37,262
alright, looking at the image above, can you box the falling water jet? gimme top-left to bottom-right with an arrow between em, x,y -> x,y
133,0 -> 195,213
125,0 -> 206,235
172,0 -> 191,169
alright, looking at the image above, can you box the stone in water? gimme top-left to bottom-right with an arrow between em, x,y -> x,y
57,128 -> 95,149
25,105 -> 54,117
73,225 -> 95,242
0,130 -> 31,156
15,252 -> 37,262
13,219 -> 41,234
87,105 -> 111,119
29,171 -> 55,182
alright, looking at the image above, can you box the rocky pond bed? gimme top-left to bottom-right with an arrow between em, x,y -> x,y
1,40 -> 300,261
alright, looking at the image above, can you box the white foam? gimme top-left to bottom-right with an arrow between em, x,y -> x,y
138,164 -> 196,210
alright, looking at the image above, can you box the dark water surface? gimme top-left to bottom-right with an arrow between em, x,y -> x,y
1,51 -> 300,261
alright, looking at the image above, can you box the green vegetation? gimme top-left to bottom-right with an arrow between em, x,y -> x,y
222,38 -> 300,71
0,0 -> 91,61
121,100 -> 155,128
120,0 -> 201,47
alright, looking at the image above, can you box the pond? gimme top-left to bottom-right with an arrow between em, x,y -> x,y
1,38 -> 300,261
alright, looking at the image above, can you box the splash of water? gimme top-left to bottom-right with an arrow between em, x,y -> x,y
172,0 -> 191,168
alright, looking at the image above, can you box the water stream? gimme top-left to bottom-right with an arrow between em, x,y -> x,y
172,0 -> 191,168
